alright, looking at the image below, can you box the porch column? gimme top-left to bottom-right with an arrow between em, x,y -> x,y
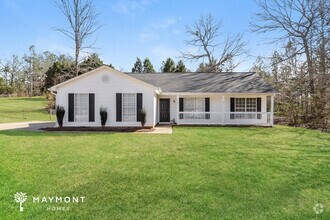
270,95 -> 274,126
222,95 -> 225,125
176,95 -> 179,124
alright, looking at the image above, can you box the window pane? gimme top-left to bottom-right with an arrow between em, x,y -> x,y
74,94 -> 89,122
234,98 -> 257,119
123,93 -> 136,122
183,97 -> 205,119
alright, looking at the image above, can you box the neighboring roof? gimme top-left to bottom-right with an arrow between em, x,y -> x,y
127,72 -> 278,93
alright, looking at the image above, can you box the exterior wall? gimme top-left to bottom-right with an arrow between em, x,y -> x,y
223,94 -> 269,125
55,68 -> 157,127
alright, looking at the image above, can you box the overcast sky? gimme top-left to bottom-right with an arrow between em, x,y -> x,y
0,0 -> 278,72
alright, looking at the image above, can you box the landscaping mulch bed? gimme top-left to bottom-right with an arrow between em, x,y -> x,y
41,126 -> 155,132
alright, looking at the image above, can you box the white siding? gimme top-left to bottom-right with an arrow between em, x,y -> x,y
55,68 -> 157,127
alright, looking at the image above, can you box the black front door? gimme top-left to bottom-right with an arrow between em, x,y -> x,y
160,99 -> 170,122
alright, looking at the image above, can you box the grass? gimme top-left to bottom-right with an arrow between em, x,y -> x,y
0,96 -> 52,123
0,126 -> 329,219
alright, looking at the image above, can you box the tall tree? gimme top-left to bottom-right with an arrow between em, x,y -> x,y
143,58 -> 155,73
182,14 -> 247,72
175,60 -> 187,72
161,57 -> 176,72
252,0 -> 330,129
55,0 -> 101,76
251,0 -> 319,94
132,57 -> 143,73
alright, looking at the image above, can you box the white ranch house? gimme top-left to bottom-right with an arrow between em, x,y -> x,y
50,66 -> 278,127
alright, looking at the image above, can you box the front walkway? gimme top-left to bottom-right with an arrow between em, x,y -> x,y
0,121 -> 55,131
149,124 -> 172,134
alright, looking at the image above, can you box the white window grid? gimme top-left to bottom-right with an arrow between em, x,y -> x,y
74,94 -> 89,122
183,98 -> 205,119
122,93 -> 136,122
235,98 -> 257,119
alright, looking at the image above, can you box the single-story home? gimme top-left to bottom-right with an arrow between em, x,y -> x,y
50,66 -> 278,127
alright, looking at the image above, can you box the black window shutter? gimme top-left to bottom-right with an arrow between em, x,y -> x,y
205,98 -> 210,119
116,93 -> 122,122
89,93 -> 95,122
179,98 -> 184,111
68,93 -> 74,122
230,98 -> 235,119
136,93 -> 143,122
257,97 -> 262,119
179,98 -> 184,119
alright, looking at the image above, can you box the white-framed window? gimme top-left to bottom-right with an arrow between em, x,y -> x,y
183,97 -> 205,119
74,93 -> 89,122
234,98 -> 258,119
122,93 -> 136,122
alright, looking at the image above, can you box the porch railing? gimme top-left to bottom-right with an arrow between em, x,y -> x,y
177,112 -> 272,125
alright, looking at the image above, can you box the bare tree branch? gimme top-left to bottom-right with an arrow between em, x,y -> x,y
181,14 -> 248,72
54,0 -> 101,76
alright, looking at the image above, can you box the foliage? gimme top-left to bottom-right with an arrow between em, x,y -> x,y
132,57 -> 143,73
99,107 -> 108,127
161,58 -> 176,72
56,105 -> 65,127
42,54 -> 75,92
0,126 -> 328,219
78,53 -> 104,75
140,108 -> 146,127
45,91 -> 55,110
0,78 -> 14,94
143,58 -> 155,73
175,60 -> 187,72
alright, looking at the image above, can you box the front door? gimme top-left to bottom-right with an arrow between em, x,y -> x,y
159,99 -> 170,122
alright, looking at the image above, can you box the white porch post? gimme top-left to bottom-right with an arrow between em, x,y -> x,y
176,95 -> 179,124
270,95 -> 274,126
222,94 -> 225,125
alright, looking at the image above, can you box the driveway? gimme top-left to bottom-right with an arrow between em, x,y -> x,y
0,121 -> 55,131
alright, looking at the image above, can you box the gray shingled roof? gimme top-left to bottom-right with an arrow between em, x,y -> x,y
127,72 -> 278,93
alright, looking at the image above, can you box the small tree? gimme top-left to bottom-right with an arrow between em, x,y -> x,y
140,108 -> 147,128
161,57 -> 176,72
143,58 -> 155,73
132,57 -> 143,73
99,107 -> 108,127
56,105 -> 65,127
14,192 -> 27,212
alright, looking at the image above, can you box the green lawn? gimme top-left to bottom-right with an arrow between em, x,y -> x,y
0,126 -> 329,219
0,96 -> 51,123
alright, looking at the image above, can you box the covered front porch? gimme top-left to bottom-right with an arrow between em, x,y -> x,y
156,93 -> 275,126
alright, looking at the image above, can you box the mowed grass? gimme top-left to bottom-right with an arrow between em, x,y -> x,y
0,126 -> 329,219
0,96 -> 51,123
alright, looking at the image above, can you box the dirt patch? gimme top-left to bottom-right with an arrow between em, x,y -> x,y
41,126 -> 155,132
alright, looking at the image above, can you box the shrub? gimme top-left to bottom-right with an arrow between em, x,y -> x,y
99,107 -> 108,127
140,108 -> 147,128
56,106 -> 65,127
45,91 -> 55,110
